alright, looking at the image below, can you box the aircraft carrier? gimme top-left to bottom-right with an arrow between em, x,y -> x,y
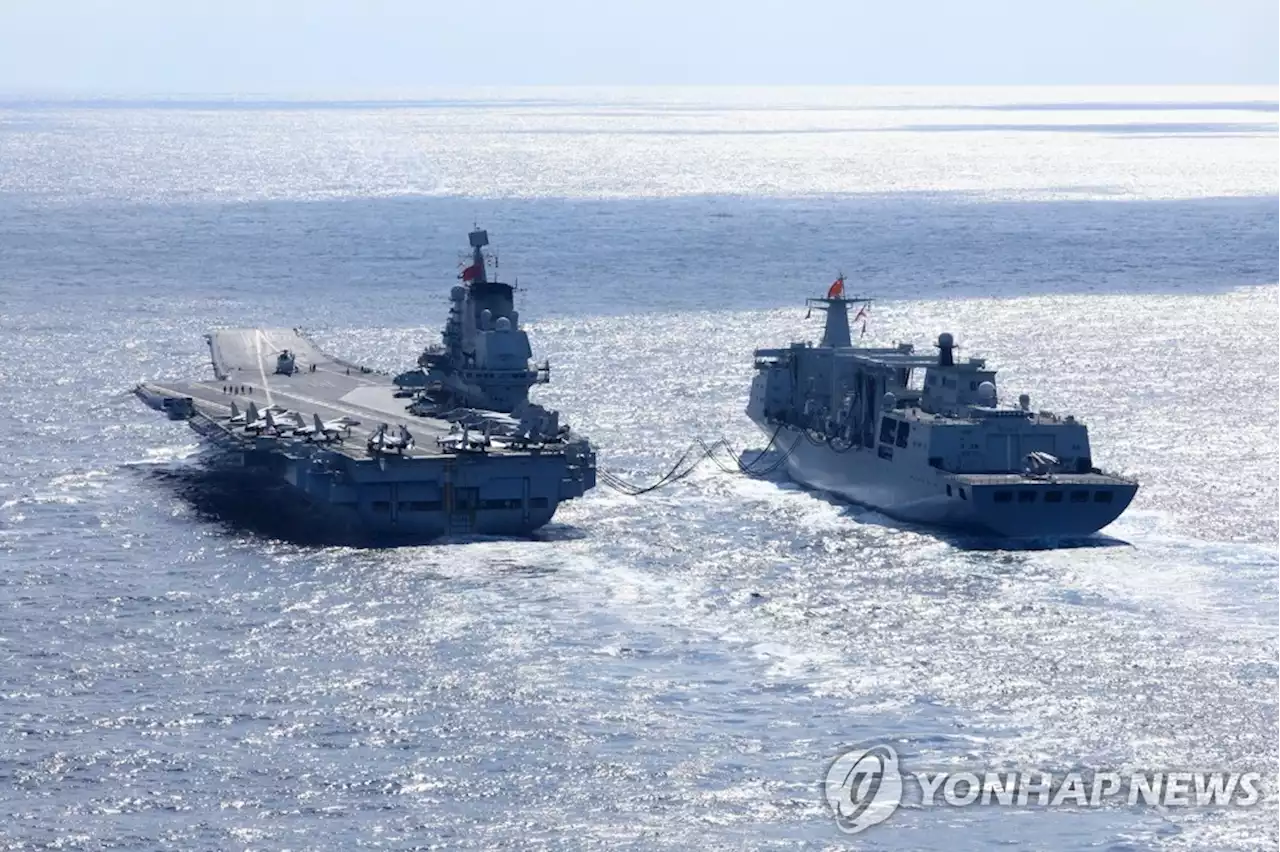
135,229 -> 596,543
747,278 -> 1137,537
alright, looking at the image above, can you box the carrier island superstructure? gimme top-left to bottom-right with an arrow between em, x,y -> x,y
747,284 -> 1137,537
135,229 -> 596,542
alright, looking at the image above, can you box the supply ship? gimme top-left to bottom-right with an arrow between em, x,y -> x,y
747,280 -> 1136,537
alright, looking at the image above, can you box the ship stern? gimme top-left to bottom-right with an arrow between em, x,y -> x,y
959,475 -> 1138,538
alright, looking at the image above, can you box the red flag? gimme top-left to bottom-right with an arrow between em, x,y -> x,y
827,277 -> 844,299
460,262 -> 482,282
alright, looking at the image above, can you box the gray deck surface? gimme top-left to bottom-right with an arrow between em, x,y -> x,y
952,471 -> 1134,486
148,328 -> 460,460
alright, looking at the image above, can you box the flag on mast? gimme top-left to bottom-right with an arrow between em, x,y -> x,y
827,277 -> 845,299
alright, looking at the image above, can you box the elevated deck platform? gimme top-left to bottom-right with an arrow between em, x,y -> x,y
952,471 -> 1135,487
142,328 -> 489,460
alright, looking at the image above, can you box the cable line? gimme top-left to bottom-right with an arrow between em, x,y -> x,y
597,426 -> 800,495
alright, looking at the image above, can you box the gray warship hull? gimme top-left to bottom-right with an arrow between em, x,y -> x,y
137,328 -> 595,542
746,283 -> 1137,539
752,419 -> 1136,538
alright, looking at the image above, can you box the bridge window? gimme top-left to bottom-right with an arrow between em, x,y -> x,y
879,417 -> 896,444
993,491 -> 1012,503
1018,491 -> 1036,503
1070,491 -> 1089,503
895,420 -> 910,448
1094,491 -> 1113,503
401,501 -> 442,511
1044,491 -> 1063,503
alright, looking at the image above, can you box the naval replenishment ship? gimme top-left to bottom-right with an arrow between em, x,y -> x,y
747,280 -> 1137,537
134,229 -> 596,543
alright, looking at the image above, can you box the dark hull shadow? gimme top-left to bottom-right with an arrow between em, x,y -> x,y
740,451 -> 1132,551
131,461 -> 579,550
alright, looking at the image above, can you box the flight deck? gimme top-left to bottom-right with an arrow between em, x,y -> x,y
146,328 -> 457,461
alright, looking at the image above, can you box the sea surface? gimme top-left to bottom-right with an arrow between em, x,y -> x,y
0,86 -> 1277,850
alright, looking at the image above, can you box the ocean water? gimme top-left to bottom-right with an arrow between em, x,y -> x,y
0,86 -> 1277,850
